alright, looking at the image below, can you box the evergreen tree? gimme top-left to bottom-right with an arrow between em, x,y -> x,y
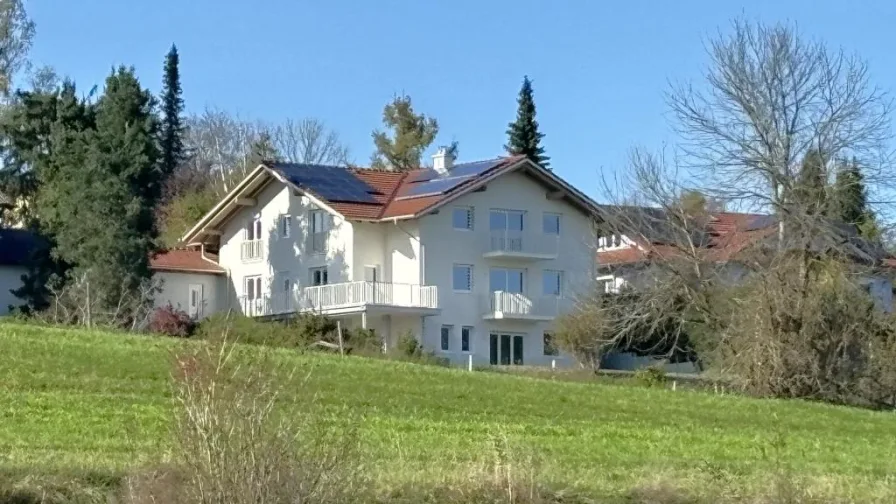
371,94 -> 438,171
792,148 -> 828,218
159,44 -> 185,180
505,76 -> 549,169
832,159 -> 880,241
248,130 -> 280,166
44,67 -> 160,305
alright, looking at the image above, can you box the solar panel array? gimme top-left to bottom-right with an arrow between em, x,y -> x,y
397,159 -> 504,199
271,163 -> 378,203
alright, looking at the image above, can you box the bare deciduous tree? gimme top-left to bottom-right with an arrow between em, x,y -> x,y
561,20 -> 896,406
271,117 -> 350,166
0,0 -> 35,96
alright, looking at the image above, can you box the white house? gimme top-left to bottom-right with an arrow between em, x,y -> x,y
153,151 -> 600,367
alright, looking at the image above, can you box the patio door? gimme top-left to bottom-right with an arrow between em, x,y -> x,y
489,333 -> 524,365
188,284 -> 203,319
489,209 -> 525,251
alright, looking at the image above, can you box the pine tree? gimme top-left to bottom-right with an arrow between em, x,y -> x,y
45,67 -> 161,305
371,94 -> 438,171
248,130 -> 280,166
792,148 -> 828,218
832,159 -> 880,241
159,44 -> 185,181
505,76 -> 549,169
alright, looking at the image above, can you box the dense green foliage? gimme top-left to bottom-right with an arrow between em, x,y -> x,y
1,322 -> 896,500
505,76 -> 549,169
159,44 -> 185,180
371,94 -> 438,171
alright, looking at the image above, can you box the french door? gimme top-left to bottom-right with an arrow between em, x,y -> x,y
490,209 -> 525,251
489,333 -> 524,365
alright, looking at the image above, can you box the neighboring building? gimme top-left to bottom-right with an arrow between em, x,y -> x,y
596,210 -> 894,309
0,228 -> 40,315
156,151 -> 599,367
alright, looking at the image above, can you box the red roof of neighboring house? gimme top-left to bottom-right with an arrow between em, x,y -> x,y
597,212 -> 778,267
150,249 -> 225,275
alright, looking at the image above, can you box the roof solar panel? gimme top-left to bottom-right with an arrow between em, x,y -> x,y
397,159 -> 505,200
271,163 -> 378,203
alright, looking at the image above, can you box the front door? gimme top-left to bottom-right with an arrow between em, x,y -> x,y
489,333 -> 524,365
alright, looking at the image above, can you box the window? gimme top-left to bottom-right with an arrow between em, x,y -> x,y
453,264 -> 473,292
453,207 -> 474,230
490,209 -> 525,232
310,210 -> 327,253
543,213 -> 561,235
613,234 -> 622,247
245,216 -> 262,241
461,326 -> 472,352
596,275 -> 616,294
244,275 -> 262,299
441,325 -> 452,351
309,267 -> 328,286
543,332 -> 558,356
543,270 -> 563,296
279,214 -> 292,238
490,267 -> 525,293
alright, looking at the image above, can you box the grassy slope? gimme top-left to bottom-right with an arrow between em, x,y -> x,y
1,322 -> 895,498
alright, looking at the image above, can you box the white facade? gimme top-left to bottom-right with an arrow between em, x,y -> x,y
153,271 -> 225,319
196,166 -> 596,368
0,266 -> 26,315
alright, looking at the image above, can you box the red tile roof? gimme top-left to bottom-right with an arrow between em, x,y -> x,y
293,155 -> 527,221
150,249 -> 225,275
597,212 -> 778,267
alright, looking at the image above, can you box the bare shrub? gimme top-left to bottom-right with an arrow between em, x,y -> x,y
149,303 -> 196,337
160,337 -> 367,504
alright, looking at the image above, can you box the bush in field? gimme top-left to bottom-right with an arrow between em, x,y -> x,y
195,312 -> 336,349
149,304 -> 195,337
395,330 -> 424,357
155,339 -> 368,504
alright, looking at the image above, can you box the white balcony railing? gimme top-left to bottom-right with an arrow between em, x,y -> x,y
483,291 -> 570,320
240,240 -> 263,262
236,281 -> 438,317
307,232 -> 327,254
486,229 -> 559,258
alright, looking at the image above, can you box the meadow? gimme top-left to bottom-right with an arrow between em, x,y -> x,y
1,321 -> 896,501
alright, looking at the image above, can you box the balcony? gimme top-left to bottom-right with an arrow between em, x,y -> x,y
483,230 -> 559,260
482,291 -> 570,321
240,240 -> 263,262
237,281 -> 439,318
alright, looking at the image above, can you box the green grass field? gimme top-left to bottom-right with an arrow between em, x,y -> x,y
2,322 -> 896,500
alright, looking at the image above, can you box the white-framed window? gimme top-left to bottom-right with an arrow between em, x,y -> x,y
613,234 -> 622,247
542,270 -> 563,297
490,209 -> 525,232
596,275 -> 617,294
310,209 -> 328,254
453,264 -> 473,292
543,332 -> 558,356
461,326 -> 472,352
245,215 -> 262,241
279,214 -> 292,238
244,275 -> 262,299
543,213 -> 561,235
441,325 -> 452,351
489,267 -> 525,293
452,206 -> 474,230
309,267 -> 328,286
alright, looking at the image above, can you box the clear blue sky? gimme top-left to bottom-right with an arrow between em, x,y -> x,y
27,0 -> 896,200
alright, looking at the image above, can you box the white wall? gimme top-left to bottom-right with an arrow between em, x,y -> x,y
0,265 -> 26,315
153,271 -> 225,319
218,180 -> 354,307
415,170 -> 596,367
